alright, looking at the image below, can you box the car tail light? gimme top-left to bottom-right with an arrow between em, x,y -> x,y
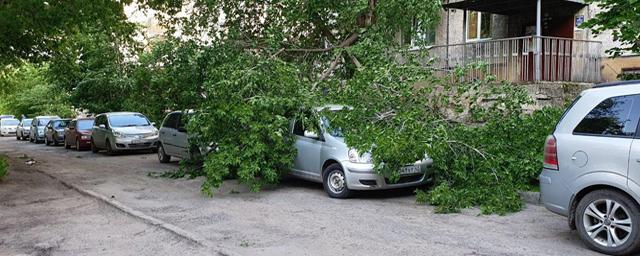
543,135 -> 559,170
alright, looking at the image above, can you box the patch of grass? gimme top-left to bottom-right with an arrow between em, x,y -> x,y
0,156 -> 8,181
147,169 -> 186,179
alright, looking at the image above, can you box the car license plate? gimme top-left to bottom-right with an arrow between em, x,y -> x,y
132,139 -> 144,144
399,166 -> 421,175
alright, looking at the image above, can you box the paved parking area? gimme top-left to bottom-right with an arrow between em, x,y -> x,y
0,137 -> 602,255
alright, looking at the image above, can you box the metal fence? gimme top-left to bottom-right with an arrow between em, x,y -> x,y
417,36 -> 603,83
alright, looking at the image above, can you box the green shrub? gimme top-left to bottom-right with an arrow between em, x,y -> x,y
421,107 -> 565,214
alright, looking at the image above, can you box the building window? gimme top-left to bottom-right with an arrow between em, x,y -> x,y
466,11 -> 492,41
399,18 -> 436,48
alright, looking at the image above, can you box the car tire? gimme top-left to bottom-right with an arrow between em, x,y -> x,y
76,139 -> 82,151
91,139 -> 99,153
105,139 -> 115,156
575,189 -> 640,256
322,163 -> 352,199
157,143 -> 171,163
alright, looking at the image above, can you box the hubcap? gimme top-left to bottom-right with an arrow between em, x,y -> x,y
583,199 -> 632,248
327,171 -> 345,194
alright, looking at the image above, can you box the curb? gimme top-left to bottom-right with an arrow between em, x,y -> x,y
33,168 -> 238,256
520,191 -> 542,205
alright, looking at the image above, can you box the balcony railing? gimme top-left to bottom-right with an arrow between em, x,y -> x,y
415,36 -> 603,83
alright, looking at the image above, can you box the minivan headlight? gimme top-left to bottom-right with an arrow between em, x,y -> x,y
113,131 -> 125,138
348,149 -> 373,164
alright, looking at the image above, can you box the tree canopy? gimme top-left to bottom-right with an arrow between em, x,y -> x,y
0,0 -> 136,65
582,0 -> 640,56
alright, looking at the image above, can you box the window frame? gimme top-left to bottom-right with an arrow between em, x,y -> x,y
572,94 -> 640,139
465,11 -> 492,42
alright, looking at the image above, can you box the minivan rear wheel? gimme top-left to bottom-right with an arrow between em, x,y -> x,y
576,189 -> 640,255
322,163 -> 352,199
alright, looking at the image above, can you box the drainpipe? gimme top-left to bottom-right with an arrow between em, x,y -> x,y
535,0 -> 542,81
446,8 -> 450,69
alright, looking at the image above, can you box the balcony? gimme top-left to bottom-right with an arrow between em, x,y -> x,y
416,36 -> 602,83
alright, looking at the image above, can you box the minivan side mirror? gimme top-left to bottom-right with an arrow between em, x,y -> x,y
151,122 -> 156,127
98,124 -> 106,129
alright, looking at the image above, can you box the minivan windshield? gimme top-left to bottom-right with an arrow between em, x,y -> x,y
109,114 -> 150,128
77,120 -> 94,130
1,119 -> 19,126
320,116 -> 343,137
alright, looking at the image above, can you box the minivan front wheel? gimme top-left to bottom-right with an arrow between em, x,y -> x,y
576,190 -> 640,255
322,163 -> 351,198
91,140 -> 99,153
157,143 -> 170,163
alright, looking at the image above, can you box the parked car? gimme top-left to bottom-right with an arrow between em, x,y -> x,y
290,105 -> 433,198
540,80 -> 640,255
91,112 -> 159,155
29,116 -> 61,143
64,117 -> 95,150
0,115 -> 15,120
44,119 -> 70,146
0,118 -> 19,136
16,118 -> 32,140
157,111 -> 197,163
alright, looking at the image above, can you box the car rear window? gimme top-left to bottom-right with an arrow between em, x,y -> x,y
573,95 -> 640,137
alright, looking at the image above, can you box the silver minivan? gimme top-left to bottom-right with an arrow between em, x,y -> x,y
16,118 -> 32,140
91,112 -> 159,155
540,80 -> 640,255
29,116 -> 61,143
290,105 -> 433,198
0,118 -> 19,136
157,111 -> 191,162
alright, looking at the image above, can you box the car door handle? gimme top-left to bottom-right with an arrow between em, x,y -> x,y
636,159 -> 640,163
172,134 -> 177,136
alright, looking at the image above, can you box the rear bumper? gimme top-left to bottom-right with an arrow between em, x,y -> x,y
539,169 -> 572,217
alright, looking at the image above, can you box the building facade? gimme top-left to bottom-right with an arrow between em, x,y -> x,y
426,0 -> 640,83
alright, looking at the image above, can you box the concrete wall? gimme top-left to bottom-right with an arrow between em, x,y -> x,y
523,82 -> 592,109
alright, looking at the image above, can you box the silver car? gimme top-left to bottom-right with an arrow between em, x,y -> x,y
157,111 -> 194,162
16,118 -> 32,140
91,112 -> 159,155
29,116 -> 61,143
540,80 -> 640,255
290,105 -> 433,198
0,118 -> 19,136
